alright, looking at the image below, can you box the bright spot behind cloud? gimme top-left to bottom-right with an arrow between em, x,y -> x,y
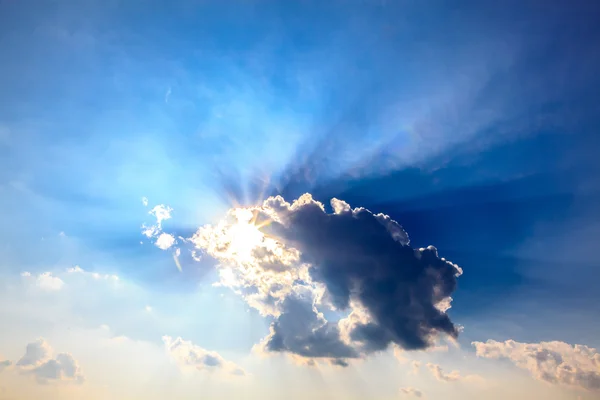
182,193 -> 463,365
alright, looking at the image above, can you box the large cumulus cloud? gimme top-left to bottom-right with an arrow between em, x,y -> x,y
187,194 -> 462,364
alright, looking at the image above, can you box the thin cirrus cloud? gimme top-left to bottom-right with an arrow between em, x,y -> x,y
156,193 -> 463,365
473,339 -> 600,392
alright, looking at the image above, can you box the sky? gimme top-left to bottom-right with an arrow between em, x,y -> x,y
1,0 -> 600,399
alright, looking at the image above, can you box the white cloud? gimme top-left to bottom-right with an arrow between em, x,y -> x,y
141,204 -> 176,250
36,273 -> 65,291
400,387 -> 423,397
66,265 -> 119,281
141,197 -> 149,207
473,339 -> 600,392
155,233 -> 175,250
22,272 -> 64,291
15,339 -> 84,384
162,336 -> 245,376
149,204 -> 172,227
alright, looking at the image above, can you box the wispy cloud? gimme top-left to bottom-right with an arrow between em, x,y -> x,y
400,387 -> 423,397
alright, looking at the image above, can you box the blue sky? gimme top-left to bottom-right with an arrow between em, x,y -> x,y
1,0 -> 600,399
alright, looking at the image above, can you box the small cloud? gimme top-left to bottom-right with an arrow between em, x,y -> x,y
66,266 -> 119,281
330,358 -> 349,367
400,387 -> 423,397
426,363 -> 462,382
149,205 -> 173,227
162,336 -> 245,376
165,86 -> 172,103
141,197 -> 149,207
412,361 -> 421,374
15,339 -> 84,384
141,204 -> 176,250
173,248 -> 182,272
66,265 -> 84,274
155,233 -> 175,250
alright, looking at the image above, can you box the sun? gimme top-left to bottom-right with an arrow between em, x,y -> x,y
227,208 -> 264,261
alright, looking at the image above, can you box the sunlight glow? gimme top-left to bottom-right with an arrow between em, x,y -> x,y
227,208 -> 264,262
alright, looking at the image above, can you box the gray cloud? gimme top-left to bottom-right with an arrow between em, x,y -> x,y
473,339 -> 600,392
264,289 -> 358,360
426,363 -> 462,382
16,339 -> 84,384
189,194 -> 462,365
0,360 -> 11,371
162,336 -> 245,376
16,339 -> 52,367
264,195 -> 461,353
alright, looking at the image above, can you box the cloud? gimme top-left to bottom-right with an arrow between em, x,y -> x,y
0,360 -> 12,371
400,387 -> 423,397
426,363 -> 462,382
187,193 -> 462,365
15,339 -> 84,384
149,204 -> 172,227
21,271 -> 64,291
412,360 -> 421,374
155,233 -> 176,250
141,204 -> 177,250
16,339 -> 52,367
473,339 -> 600,392
66,265 -> 119,281
162,336 -> 245,376
141,196 -> 149,207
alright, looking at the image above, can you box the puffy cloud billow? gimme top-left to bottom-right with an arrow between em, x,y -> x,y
15,339 -> 84,384
163,336 -> 245,376
473,339 -> 600,392
183,194 -> 463,365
